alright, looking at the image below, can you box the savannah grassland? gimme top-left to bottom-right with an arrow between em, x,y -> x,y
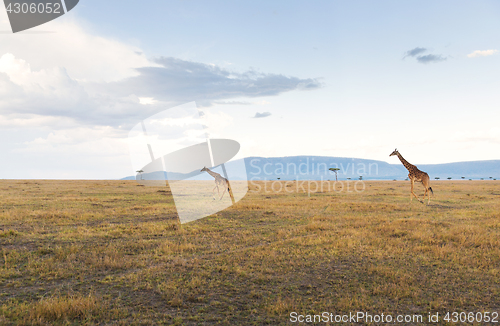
0,179 -> 499,325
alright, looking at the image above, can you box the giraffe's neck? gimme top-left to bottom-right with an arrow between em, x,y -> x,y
396,153 -> 415,172
205,168 -> 220,179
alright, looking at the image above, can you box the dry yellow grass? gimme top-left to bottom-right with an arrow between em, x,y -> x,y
0,179 -> 499,325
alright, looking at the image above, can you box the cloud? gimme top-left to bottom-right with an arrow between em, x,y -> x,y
467,49 -> 498,58
213,100 -> 271,106
450,128 -> 500,144
138,97 -> 158,105
0,52 -> 321,128
253,112 -> 272,118
403,47 -> 447,64
0,53 -> 91,117
101,57 -> 322,106
11,125 -> 132,179
213,101 -> 252,105
404,47 -> 427,58
0,10 -> 157,82
0,15 -> 323,178
415,54 -> 447,64
0,52 -> 168,130
200,111 -> 234,137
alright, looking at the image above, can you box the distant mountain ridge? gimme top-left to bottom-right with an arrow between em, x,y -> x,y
123,156 -> 500,181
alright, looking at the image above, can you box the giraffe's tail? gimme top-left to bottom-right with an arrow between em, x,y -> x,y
429,187 -> 433,195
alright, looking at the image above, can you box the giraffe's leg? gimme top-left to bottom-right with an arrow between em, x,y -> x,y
422,179 -> 431,205
410,179 -> 413,202
226,182 -> 233,201
219,187 -> 226,200
212,185 -> 218,200
422,183 -> 431,205
410,179 -> 420,202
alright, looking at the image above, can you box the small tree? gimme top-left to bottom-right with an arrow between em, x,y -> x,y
347,177 -> 351,180
359,176 -> 363,180
329,168 -> 340,181
461,176 -> 465,180
435,177 -> 440,180
447,177 -> 452,180
136,170 -> 144,180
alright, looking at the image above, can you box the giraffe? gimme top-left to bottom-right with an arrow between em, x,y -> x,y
201,167 -> 230,200
389,149 -> 433,204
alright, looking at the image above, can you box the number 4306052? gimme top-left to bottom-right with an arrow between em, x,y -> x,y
443,311 -> 498,323
5,2 -> 62,14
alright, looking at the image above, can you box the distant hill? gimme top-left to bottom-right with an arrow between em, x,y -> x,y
122,156 -> 500,181
418,160 -> 500,180
240,156 -> 399,180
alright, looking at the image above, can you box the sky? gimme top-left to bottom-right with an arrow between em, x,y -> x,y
0,0 -> 499,179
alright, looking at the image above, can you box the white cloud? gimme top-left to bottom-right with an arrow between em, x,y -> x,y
0,10 -> 159,82
467,49 -> 498,58
0,12 -> 322,178
8,125 -> 132,179
0,53 -> 158,127
139,97 -> 158,105
18,126 -> 127,154
0,51 -> 320,128
450,128 -> 500,144
0,53 -> 94,123
0,114 -> 76,128
200,110 -> 233,138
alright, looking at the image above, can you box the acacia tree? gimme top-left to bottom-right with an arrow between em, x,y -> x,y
329,168 -> 340,181
136,170 -> 144,180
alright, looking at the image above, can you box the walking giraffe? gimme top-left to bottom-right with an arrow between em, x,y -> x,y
389,149 -> 433,204
201,167 -> 230,200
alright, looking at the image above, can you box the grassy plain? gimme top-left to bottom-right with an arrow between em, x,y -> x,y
1,179 -> 499,325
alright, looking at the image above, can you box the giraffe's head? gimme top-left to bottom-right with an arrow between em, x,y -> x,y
389,148 -> 399,157
201,166 -> 208,172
